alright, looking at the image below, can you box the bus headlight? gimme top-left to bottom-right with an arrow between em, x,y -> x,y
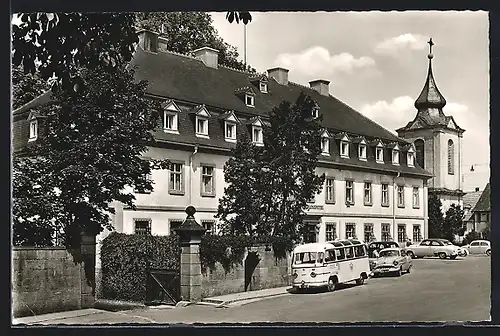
292,273 -> 298,279
310,272 -> 317,278
393,260 -> 399,266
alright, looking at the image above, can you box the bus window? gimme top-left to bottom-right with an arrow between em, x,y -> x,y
354,245 -> 366,257
318,252 -> 324,264
325,250 -> 336,263
345,247 -> 354,259
335,248 -> 346,260
294,252 -> 317,265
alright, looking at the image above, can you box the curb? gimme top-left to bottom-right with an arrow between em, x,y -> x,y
94,299 -> 147,312
201,290 -> 290,307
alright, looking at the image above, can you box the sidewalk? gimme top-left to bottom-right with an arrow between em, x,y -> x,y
13,286 -> 292,324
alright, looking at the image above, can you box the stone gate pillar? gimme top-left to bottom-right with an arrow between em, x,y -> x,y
80,231 -> 97,309
175,206 -> 206,302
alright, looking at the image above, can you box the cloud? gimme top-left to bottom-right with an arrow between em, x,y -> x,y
374,34 -> 429,56
274,46 -> 376,78
359,96 -> 415,134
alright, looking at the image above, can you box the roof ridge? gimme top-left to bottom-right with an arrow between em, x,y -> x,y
161,49 -> 201,61
219,63 -> 255,75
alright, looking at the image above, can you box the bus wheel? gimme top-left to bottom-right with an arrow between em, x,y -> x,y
355,276 -> 365,285
327,278 -> 337,292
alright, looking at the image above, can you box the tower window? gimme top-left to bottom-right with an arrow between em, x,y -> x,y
448,139 -> 454,175
414,139 -> 425,169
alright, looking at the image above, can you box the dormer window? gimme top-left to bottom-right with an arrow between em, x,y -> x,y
220,110 -> 240,143
192,105 -> 211,138
312,105 -> 320,119
225,123 -> 236,141
407,148 -> 415,167
259,82 -> 268,93
376,147 -> 384,163
392,149 -> 400,165
245,94 -> 255,107
252,127 -> 263,145
340,141 -> 349,158
162,100 -> 181,134
321,130 -> 330,155
29,119 -> 38,141
358,144 -> 367,161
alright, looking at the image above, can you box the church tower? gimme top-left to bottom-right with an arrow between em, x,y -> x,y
396,38 -> 465,213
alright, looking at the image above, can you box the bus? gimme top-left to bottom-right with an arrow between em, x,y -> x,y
291,239 -> 370,292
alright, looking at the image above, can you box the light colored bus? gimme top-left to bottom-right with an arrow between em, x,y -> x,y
291,239 -> 370,292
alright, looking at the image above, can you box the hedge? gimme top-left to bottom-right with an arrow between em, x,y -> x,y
100,232 -> 180,303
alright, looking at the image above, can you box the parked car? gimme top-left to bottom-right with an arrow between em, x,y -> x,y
406,238 -> 460,259
462,240 -> 491,256
372,248 -> 412,277
367,241 -> 400,270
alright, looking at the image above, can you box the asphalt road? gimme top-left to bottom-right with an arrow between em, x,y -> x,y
37,255 -> 491,324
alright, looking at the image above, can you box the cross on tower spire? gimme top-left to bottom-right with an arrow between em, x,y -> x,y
428,38 -> 434,55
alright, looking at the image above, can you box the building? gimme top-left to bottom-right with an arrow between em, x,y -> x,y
396,38 -> 465,214
13,29 -> 433,246
468,183 -> 490,236
462,187 -> 483,234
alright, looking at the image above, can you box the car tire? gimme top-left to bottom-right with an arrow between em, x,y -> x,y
450,255 -> 458,260
486,250 -> 491,257
327,278 -> 337,292
438,252 -> 447,259
407,251 -> 415,259
396,267 -> 402,277
355,276 -> 365,285
407,265 -> 411,273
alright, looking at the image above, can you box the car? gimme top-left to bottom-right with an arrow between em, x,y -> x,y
371,247 -> 412,277
406,238 -> 461,259
367,241 -> 400,270
462,240 -> 491,256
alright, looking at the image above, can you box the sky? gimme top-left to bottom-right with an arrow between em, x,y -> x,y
211,11 -> 490,192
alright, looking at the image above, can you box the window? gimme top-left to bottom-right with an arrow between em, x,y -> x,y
364,223 -> 374,243
345,223 -> 356,239
169,220 -> 183,235
321,138 -> 330,155
358,144 -> 367,160
169,162 -> 184,194
252,126 -> 263,145
376,147 -> 384,163
345,247 -> 355,259
134,219 -> 151,235
431,240 -> 442,247
259,82 -> 268,93
335,248 -> 346,260
225,122 -> 236,141
325,250 -> 336,263
381,224 -> 391,242
448,139 -> 454,175
245,94 -> 255,107
294,252 -> 317,265
407,152 -> 415,167
392,150 -> 400,165
420,240 -> 431,246
134,171 -> 152,194
202,221 -> 216,235
312,107 -> 319,119
364,182 -> 372,205
303,224 -> 317,243
381,184 -> 389,206
354,245 -> 367,257
480,213 -> 488,222
164,112 -> 178,132
397,224 -> 407,243
29,119 -> 38,141
397,186 -> 405,208
412,187 -> 420,208
325,223 -> 337,241
414,139 -> 425,169
345,180 -> 354,204
201,165 -> 215,196
325,178 -> 335,204
196,117 -> 208,136
340,141 -> 349,157
413,225 -> 422,242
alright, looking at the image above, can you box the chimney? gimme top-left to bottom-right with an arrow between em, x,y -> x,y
267,67 -> 289,85
193,47 -> 219,69
475,187 -> 480,192
137,29 -> 159,53
158,36 -> 168,52
309,79 -> 330,96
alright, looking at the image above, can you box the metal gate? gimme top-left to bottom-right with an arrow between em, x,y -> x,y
145,268 -> 180,305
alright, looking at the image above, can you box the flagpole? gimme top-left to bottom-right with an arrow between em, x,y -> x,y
244,23 -> 247,67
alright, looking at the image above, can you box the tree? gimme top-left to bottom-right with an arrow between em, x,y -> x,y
11,65 -> 49,110
428,195 -> 444,238
12,64 -> 169,246
260,93 -> 325,240
135,12 -> 255,72
462,230 -> 482,245
12,13 -> 138,92
442,204 -> 465,242
226,12 -> 252,24
215,131 -> 264,235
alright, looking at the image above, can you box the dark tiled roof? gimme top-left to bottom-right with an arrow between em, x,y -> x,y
414,58 -> 447,110
472,183 -> 490,212
463,190 -> 483,209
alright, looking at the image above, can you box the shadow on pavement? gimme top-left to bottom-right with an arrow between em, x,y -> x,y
287,283 -> 358,295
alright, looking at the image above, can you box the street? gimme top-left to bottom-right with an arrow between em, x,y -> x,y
30,256 -> 490,324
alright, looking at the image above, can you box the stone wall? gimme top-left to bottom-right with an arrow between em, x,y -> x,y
201,245 -> 291,298
12,243 -> 95,318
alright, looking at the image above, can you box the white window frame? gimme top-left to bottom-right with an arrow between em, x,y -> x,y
392,149 -> 400,165
397,185 -> 405,208
325,223 -> 337,241
381,223 -> 391,242
134,218 -> 152,235
376,147 -> 384,163
259,82 -> 268,93
325,178 -> 335,204
412,187 -> 420,208
245,94 -> 255,107
407,151 -> 415,167
381,183 -> 389,206
358,144 -> 367,161
345,180 -> 354,205
163,111 -> 179,133
345,223 -> 357,239
397,224 -> 407,243
340,141 -> 349,158
321,137 -> 330,155
169,162 -> 185,195
312,107 -> 319,119
252,126 -> 263,146
364,223 -> 375,243
363,182 -> 372,206
225,122 -> 237,142
413,225 -> 422,242
29,119 -> 38,141
201,165 -> 216,197
196,116 -> 209,137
